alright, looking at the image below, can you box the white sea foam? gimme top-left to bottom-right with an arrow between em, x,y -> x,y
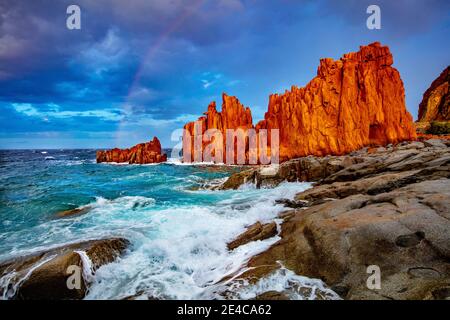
180,176 -> 229,192
44,158 -> 96,166
100,161 -> 129,166
90,196 -> 156,212
0,254 -> 56,300
226,265 -> 341,300
83,182 -> 312,300
63,159 -> 96,166
167,158 -> 214,166
99,161 -> 163,167
74,250 -> 95,284
0,176 -> 330,300
166,158 -> 243,167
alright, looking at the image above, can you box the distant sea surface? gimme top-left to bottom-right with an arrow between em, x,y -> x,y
0,149 -> 338,300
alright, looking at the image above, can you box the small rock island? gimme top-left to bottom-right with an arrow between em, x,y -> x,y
96,136 -> 167,164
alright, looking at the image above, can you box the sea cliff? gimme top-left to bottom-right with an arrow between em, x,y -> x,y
183,42 -> 417,164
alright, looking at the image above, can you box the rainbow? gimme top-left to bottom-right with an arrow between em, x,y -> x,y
116,0 -> 205,145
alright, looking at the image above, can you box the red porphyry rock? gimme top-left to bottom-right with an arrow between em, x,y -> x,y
96,137 -> 167,164
418,66 -> 450,123
256,42 -> 416,161
183,93 -> 253,163
183,42 -> 417,163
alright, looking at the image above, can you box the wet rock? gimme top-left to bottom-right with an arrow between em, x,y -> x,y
275,199 -> 308,209
244,178 -> 450,300
254,291 -> 289,300
277,210 -> 296,221
227,222 -> 277,251
56,206 -> 91,218
0,238 -> 129,300
331,285 -> 350,297
215,169 -> 257,190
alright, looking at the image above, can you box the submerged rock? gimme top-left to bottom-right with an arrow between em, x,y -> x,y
56,206 -> 91,218
0,238 -> 129,300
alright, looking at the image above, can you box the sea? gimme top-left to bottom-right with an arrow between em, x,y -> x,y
0,149 -> 339,300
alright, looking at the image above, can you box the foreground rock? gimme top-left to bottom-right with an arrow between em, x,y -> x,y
96,137 -> 167,164
227,222 -> 277,250
0,238 -> 129,300
217,155 -> 361,190
232,140 -> 450,300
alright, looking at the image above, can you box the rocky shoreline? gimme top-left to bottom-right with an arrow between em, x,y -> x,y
1,139 -> 449,300
221,139 -> 450,300
0,238 -> 129,300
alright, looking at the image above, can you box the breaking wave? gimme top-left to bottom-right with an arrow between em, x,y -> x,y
0,149 -> 338,300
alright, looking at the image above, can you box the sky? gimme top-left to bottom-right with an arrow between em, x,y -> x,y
0,0 -> 449,149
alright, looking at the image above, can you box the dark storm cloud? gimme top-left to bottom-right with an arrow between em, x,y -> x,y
0,0 -> 251,106
320,0 -> 450,37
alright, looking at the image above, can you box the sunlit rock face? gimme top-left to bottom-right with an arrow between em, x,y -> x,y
183,94 -> 255,164
183,42 -> 417,164
96,137 -> 167,164
417,66 -> 449,123
256,42 -> 416,161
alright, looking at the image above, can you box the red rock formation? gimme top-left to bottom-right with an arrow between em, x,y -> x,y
417,66 -> 449,122
96,137 -> 167,164
256,42 -> 416,161
183,94 -> 253,163
183,42 -> 417,163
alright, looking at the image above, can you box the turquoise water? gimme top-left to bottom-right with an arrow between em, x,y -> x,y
0,149 -> 239,239
0,149 -> 338,300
